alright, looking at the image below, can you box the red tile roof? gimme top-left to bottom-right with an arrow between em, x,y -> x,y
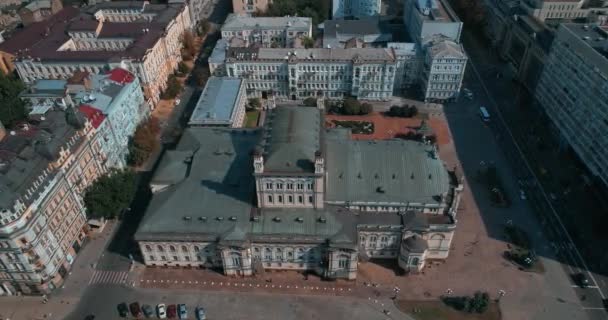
78,104 -> 106,129
107,68 -> 135,84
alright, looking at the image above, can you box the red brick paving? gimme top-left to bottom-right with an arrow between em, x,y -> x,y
325,111 -> 452,146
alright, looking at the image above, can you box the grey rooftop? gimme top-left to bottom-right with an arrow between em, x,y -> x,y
227,47 -> 396,62
189,77 -> 243,126
222,14 -> 311,31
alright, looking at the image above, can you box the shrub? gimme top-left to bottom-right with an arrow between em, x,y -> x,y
303,97 -> 317,106
177,61 -> 190,75
248,98 -> 261,110
343,97 -> 360,115
441,291 -> 490,314
360,102 -> 373,115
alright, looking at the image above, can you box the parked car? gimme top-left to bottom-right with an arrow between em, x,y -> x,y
157,303 -> 167,319
463,88 -> 473,100
142,304 -> 154,318
130,302 -> 142,318
117,303 -> 129,318
84,315 -> 95,320
175,98 -> 181,105
196,306 -> 207,320
167,304 -> 177,319
178,303 -> 188,319
573,273 -> 590,288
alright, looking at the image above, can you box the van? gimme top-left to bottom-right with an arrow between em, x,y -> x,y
479,106 -> 490,122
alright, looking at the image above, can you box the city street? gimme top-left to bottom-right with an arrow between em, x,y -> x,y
453,29 -> 608,320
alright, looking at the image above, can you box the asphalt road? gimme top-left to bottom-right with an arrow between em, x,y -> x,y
459,30 -> 608,320
64,285 -> 406,320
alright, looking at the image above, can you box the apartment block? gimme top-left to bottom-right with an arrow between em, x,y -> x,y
221,14 -> 312,48
420,35 -> 467,102
403,0 -> 463,44
232,0 -> 270,14
188,77 -> 247,127
0,108 -> 107,295
332,0 -> 381,19
76,68 -> 149,169
225,47 -> 397,100
0,1 -> 192,106
387,42 -> 421,94
535,23 -> 608,186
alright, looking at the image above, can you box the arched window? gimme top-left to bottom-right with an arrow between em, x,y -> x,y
338,255 -> 350,269
169,245 -> 176,252
231,252 -> 242,267
145,245 -> 151,252
411,257 -> 420,266
194,246 -> 200,252
181,246 -> 188,253
359,236 -> 366,243
264,248 -> 272,261
157,245 -> 164,252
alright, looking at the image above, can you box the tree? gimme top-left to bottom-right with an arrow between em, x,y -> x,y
303,97 -> 317,106
177,61 -> 190,75
301,36 -> 315,49
0,73 -> 28,127
83,169 -> 136,220
163,75 -> 182,99
360,102 -> 373,115
193,66 -> 210,87
408,105 -> 418,117
127,117 -> 160,166
387,105 -> 400,117
249,98 -> 261,110
182,30 -> 197,58
196,19 -> 211,36
342,97 -> 360,115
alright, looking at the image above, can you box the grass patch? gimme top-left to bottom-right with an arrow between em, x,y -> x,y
331,120 -> 374,134
397,300 -> 502,320
244,110 -> 260,128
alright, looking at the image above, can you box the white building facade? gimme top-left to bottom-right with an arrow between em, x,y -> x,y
221,14 -> 312,48
225,47 -> 397,101
420,35 -> 467,102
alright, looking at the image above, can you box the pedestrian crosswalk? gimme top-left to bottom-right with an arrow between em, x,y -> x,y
89,270 -> 128,285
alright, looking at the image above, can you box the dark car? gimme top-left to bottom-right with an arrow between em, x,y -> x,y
117,303 -> 129,317
167,304 -> 177,319
130,302 -> 142,318
142,304 -> 154,318
573,273 -> 590,288
84,315 -> 95,320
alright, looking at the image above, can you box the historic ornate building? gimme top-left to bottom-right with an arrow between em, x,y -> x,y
135,104 -> 463,279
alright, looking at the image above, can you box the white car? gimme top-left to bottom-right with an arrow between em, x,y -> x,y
463,88 -> 473,100
175,98 -> 181,105
157,303 -> 167,319
519,189 -> 526,200
196,306 -> 207,320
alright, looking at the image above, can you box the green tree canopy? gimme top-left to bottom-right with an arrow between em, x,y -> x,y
343,97 -> 361,115
0,73 -> 28,127
163,75 -> 182,99
84,169 -> 136,220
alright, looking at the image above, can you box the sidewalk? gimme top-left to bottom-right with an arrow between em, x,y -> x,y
0,222 -> 118,320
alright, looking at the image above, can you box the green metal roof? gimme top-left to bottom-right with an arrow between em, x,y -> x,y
261,107 -> 321,174
325,136 -> 450,205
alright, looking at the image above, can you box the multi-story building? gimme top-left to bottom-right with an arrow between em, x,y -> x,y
188,77 -> 247,127
18,0 -> 63,27
403,0 -> 463,44
0,107 -> 107,295
169,0 -> 205,26
221,14 -> 312,48
520,0 -> 607,22
232,0 -> 270,15
19,79 -> 74,110
322,18 -> 393,49
419,35 -> 467,102
75,68 -> 149,169
535,23 -> 608,186
0,2 -> 191,106
332,0 -> 381,19
225,47 -> 397,100
135,105 -> 463,279
387,42 -> 421,94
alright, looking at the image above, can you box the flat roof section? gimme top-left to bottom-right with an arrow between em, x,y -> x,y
189,77 -> 243,126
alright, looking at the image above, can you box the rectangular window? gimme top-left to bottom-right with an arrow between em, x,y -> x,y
278,195 -> 283,203
288,195 -> 293,203
297,183 -> 304,190
308,196 -> 313,203
268,195 -> 273,203
298,196 -> 303,203
266,183 -> 273,190
307,183 -> 313,190
287,183 -> 293,190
